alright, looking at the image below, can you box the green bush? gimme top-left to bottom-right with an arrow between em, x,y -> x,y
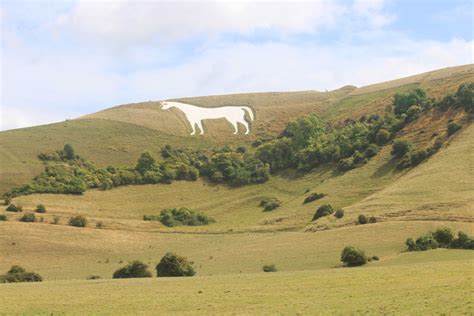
447,122 -> 462,136
0,266 -> 42,283
303,193 -> 325,204
391,139 -> 412,158
156,252 -> 196,277
262,264 -> 277,272
35,204 -> 46,213
0,214 -> 7,221
340,246 -> 368,267
357,214 -> 368,224
312,204 -> 334,220
69,215 -> 88,228
364,144 -> 379,158
6,204 -> 22,212
20,213 -> 36,223
433,227 -> 454,246
375,129 -> 390,145
406,233 -> 438,251
259,198 -> 281,212
449,231 -> 474,249
334,209 -> 344,219
113,261 -> 152,279
149,208 -> 215,227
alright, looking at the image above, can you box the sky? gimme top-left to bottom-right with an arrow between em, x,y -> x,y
0,0 -> 473,131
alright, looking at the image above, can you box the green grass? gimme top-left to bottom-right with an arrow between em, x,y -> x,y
0,257 -> 471,315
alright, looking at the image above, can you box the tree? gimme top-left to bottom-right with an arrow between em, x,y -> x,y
357,214 -> 368,224
35,204 -> 46,213
63,144 -> 76,160
340,246 -> 367,267
69,215 -> 88,228
113,261 -> 152,279
135,151 -> 157,174
312,204 -> 334,220
391,139 -> 412,158
433,227 -> 454,246
156,252 -> 195,277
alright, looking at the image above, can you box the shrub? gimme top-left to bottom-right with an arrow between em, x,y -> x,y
365,144 -> 379,158
312,204 -> 334,220
337,157 -> 354,171
262,264 -> 277,272
0,266 -> 42,283
35,204 -> 46,213
357,214 -> 368,224
20,213 -> 35,223
96,221 -> 104,229
406,233 -> 439,251
69,215 -> 88,228
447,122 -> 462,136
303,193 -> 325,204
368,216 -> 377,223
334,209 -> 344,219
433,227 -> 454,246
340,246 -> 367,267
371,255 -> 379,261
4,197 -> 11,205
156,252 -> 196,277
0,214 -> 6,221
375,129 -> 390,145
52,216 -> 60,225
113,261 -> 152,279
87,275 -> 102,280
6,204 -> 22,212
153,208 -> 215,227
449,231 -> 474,249
62,144 -> 76,160
259,198 -> 281,212
391,139 -> 412,158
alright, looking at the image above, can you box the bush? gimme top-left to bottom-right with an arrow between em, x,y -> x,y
4,197 -> 11,205
447,122 -> 462,136
406,233 -> 438,251
371,255 -> 379,261
96,221 -> 104,229
87,275 -> 102,280
262,264 -> 277,272
154,208 -> 215,227
375,129 -> 390,146
433,227 -> 454,246
69,215 -> 88,228
113,261 -> 152,279
20,213 -> 36,223
449,231 -> 474,249
0,214 -> 7,221
303,193 -> 325,204
156,252 -> 196,277
334,209 -> 344,219
368,216 -> 377,223
312,204 -> 334,220
0,266 -> 42,283
52,216 -> 60,225
357,214 -> 368,224
35,204 -> 46,213
365,144 -> 379,158
259,198 -> 281,212
391,139 -> 412,158
6,204 -> 22,212
340,246 -> 368,267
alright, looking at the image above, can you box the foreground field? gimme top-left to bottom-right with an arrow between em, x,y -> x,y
0,257 -> 472,315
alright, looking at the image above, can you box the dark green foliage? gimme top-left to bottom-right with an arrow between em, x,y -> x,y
145,208 -> 215,227
364,144 -> 379,158
69,215 -> 88,228
262,264 -> 277,272
433,227 -> 454,246
156,252 -> 196,277
303,192 -> 325,204
259,198 -> 281,212
0,214 -> 7,221
313,204 -> 334,220
135,151 -> 157,174
113,261 -> 152,279
63,144 -> 76,160
391,139 -> 412,158
449,231 -> 474,249
6,204 -> 22,212
357,214 -> 368,224
405,233 -> 439,251
340,246 -> 368,267
447,122 -> 462,136
0,266 -> 42,283
35,204 -> 46,213
393,88 -> 427,116
436,82 -> 473,112
375,129 -> 390,146
334,209 -> 344,219
20,213 -> 35,223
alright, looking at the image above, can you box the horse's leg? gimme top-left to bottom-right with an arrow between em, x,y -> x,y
230,121 -> 239,134
196,120 -> 204,135
240,120 -> 250,135
189,121 -> 196,135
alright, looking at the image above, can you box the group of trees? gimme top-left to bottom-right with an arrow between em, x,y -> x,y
406,227 -> 474,251
113,253 -> 195,279
0,265 -> 42,283
143,208 -> 215,227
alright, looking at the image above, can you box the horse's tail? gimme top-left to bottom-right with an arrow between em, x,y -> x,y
241,106 -> 255,121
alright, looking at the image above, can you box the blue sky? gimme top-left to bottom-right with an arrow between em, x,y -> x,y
1,0 -> 473,130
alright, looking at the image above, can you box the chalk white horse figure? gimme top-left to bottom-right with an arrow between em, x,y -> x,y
160,101 -> 254,135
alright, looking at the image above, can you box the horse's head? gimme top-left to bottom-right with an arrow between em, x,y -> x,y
160,101 -> 173,110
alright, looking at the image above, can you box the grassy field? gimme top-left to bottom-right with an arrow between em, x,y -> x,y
0,256 -> 472,315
